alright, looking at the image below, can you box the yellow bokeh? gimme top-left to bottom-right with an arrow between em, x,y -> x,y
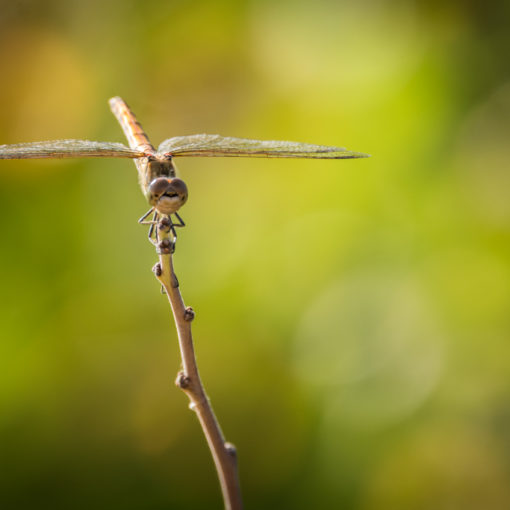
0,1 -> 509,508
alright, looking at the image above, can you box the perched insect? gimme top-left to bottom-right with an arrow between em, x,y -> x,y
0,97 -> 368,242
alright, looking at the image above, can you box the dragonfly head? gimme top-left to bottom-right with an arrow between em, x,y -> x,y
147,177 -> 188,215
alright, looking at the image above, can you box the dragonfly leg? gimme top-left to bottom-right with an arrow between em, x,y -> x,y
173,212 -> 186,228
149,210 -> 159,245
139,208 -> 159,246
143,213 -> 185,250
168,212 -> 185,238
138,207 -> 155,224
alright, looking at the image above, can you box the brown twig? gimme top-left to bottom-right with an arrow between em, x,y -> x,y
152,218 -> 243,510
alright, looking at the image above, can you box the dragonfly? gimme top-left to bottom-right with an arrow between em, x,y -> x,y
0,97 -> 369,244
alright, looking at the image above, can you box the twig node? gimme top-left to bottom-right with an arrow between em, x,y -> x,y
157,238 -> 174,254
175,371 -> 191,389
158,216 -> 172,232
225,442 -> 237,458
184,307 -> 195,321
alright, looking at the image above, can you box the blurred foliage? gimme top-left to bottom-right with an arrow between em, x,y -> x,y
1,0 -> 510,509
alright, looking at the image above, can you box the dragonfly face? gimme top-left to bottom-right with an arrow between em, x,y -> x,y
143,156 -> 187,215
136,155 -> 180,207
148,176 -> 188,215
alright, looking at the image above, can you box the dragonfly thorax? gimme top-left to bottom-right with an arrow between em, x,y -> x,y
146,156 -> 176,179
147,177 -> 188,215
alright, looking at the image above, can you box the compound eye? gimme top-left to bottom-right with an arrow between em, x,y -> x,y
169,178 -> 188,201
148,177 -> 171,197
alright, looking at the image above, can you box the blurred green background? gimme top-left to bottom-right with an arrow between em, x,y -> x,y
1,0 -> 510,508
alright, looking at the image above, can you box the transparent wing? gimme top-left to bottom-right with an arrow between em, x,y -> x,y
0,139 -> 146,160
158,134 -> 369,159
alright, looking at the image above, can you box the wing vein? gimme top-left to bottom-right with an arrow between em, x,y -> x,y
158,134 -> 369,159
0,140 -> 145,159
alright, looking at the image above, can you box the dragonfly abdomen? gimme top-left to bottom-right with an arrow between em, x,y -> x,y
109,97 -> 154,154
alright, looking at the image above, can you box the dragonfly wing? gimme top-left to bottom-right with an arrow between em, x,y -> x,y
158,134 -> 369,159
0,140 -> 146,159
